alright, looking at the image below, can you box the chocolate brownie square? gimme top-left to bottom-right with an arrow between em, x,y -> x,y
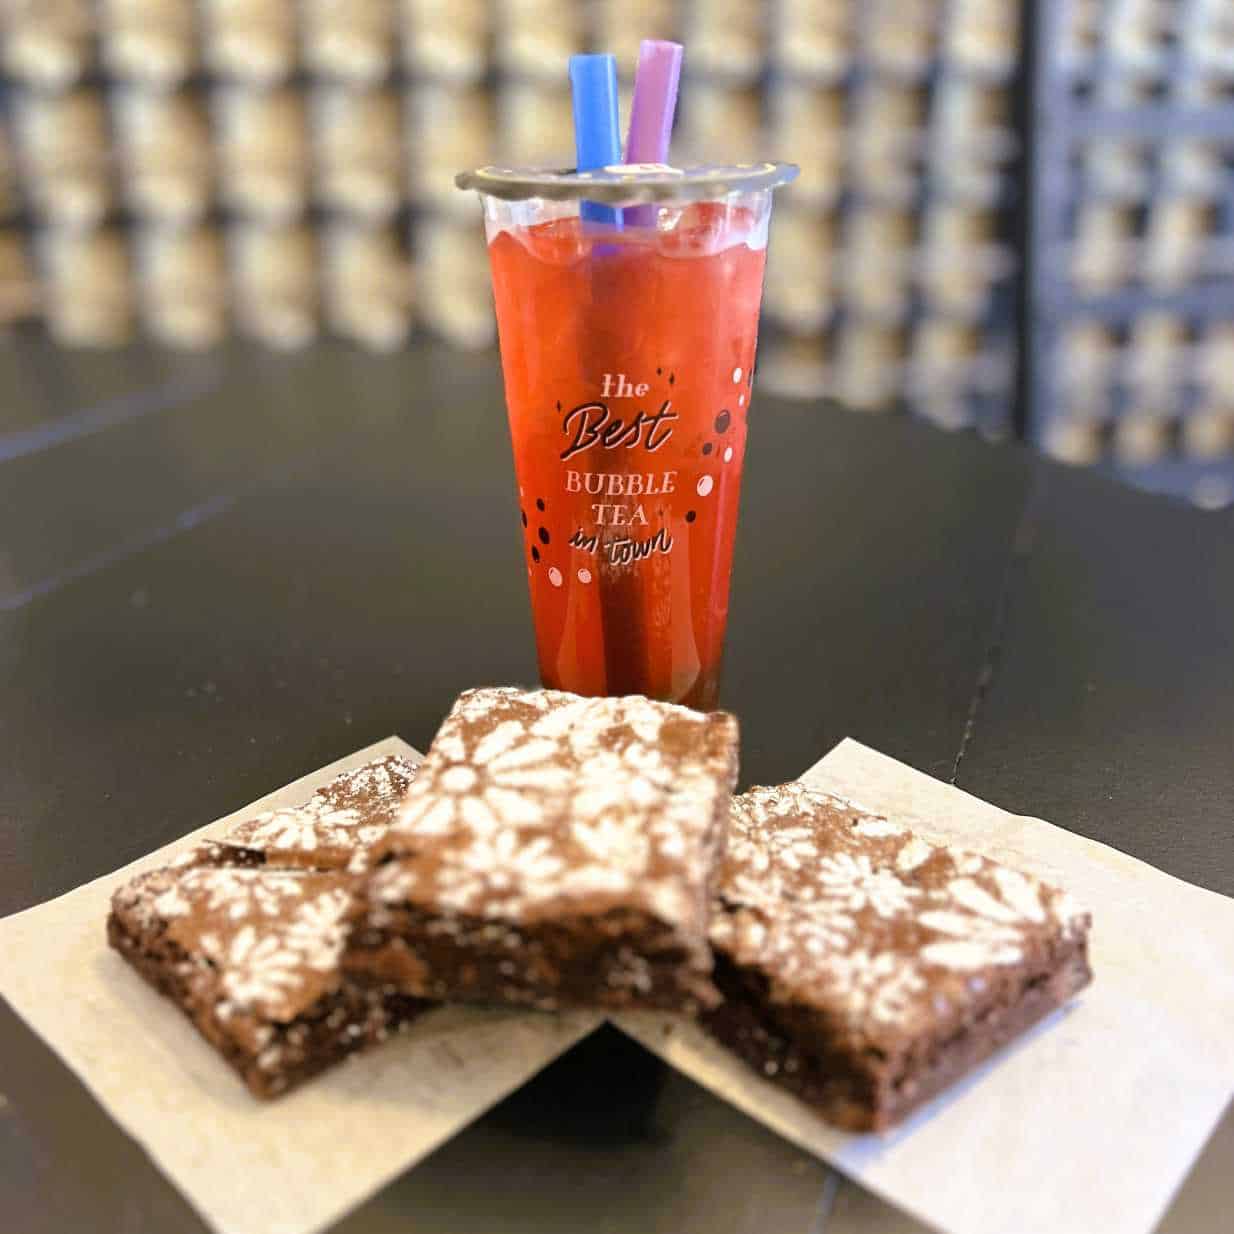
108,753 -> 426,1097
705,782 -> 1092,1131
109,866 -> 426,1097
347,687 -> 739,1013
194,754 -> 419,872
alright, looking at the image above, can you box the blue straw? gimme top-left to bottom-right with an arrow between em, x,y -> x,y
569,54 -> 622,226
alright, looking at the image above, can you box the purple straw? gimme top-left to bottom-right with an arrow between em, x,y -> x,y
624,40 -> 683,227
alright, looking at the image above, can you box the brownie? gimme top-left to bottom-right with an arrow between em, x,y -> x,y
192,754 -> 419,872
109,866 -> 426,1097
108,754 -> 427,1097
705,782 -> 1093,1132
347,687 -> 739,1013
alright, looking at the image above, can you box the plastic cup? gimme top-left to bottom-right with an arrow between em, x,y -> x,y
457,162 -> 797,710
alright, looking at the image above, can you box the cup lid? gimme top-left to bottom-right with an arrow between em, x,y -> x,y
455,161 -> 799,203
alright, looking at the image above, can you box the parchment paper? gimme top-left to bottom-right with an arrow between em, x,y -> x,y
0,737 -> 603,1234
5,735 -> 1233,1234
615,738 -> 1234,1234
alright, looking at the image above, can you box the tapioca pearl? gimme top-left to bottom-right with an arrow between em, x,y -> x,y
521,511 -> 527,527
715,410 -> 731,433
697,476 -> 714,497
686,510 -> 696,523
732,367 -> 742,383
577,568 -> 592,584
531,546 -> 541,563
723,446 -> 733,462
669,372 -> 675,385
538,527 -> 550,544
536,498 -> 545,512
702,442 -> 713,456
548,567 -> 563,587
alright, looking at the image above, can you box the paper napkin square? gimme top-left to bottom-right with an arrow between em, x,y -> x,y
6,734 -> 1232,1234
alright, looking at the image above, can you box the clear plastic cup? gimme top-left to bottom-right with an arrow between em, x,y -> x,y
457,162 -> 797,709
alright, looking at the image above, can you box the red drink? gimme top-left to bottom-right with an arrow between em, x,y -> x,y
487,202 -> 766,710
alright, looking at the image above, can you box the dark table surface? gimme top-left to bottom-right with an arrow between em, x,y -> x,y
1,337 -> 1230,1234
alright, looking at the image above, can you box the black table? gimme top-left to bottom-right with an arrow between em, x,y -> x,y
2,338 -> 1230,1234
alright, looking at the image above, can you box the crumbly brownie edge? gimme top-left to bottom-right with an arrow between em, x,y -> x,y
172,841 -> 268,870
346,902 -> 721,1013
107,903 -> 425,1098
705,935 -> 1092,1132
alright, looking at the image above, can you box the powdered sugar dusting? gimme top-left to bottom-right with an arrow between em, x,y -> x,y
712,782 -> 1091,1033
108,753 -> 431,1095
116,867 -> 353,1021
219,755 -> 418,869
374,687 -> 737,934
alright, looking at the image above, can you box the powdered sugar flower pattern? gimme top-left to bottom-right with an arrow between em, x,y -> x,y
440,830 -> 566,912
822,948 -> 927,1025
816,852 -> 921,918
215,883 -> 349,1015
222,925 -> 314,1011
136,867 -> 353,1018
154,869 -> 311,921
377,688 -> 734,927
918,869 -> 1049,970
231,805 -> 365,852
215,879 -> 351,1015
714,781 -> 1086,1029
397,718 -> 572,840
220,755 -> 418,862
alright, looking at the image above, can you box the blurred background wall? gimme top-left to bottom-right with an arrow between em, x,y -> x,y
0,0 -> 1231,506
